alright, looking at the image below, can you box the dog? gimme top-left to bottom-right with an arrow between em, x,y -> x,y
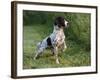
34,16 -> 69,64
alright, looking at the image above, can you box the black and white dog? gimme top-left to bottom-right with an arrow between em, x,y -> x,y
34,16 -> 69,64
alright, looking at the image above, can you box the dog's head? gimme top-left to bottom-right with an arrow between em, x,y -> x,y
54,16 -> 68,28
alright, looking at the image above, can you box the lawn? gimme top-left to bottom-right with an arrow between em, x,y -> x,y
23,24 -> 91,69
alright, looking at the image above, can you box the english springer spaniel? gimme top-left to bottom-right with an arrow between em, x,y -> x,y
34,16 -> 69,64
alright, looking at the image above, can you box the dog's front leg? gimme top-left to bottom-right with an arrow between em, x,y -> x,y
64,41 -> 67,48
63,41 -> 67,51
54,47 -> 59,64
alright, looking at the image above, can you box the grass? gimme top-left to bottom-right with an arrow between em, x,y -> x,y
23,24 -> 91,69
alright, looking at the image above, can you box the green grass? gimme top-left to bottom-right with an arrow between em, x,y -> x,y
23,25 -> 91,69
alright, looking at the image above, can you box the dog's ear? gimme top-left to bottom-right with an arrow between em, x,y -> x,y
54,17 -> 65,27
54,19 -> 58,26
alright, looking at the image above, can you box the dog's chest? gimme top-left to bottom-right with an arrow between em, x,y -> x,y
56,30 -> 65,42
50,29 -> 65,46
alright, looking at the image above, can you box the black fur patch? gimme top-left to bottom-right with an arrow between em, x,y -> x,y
47,37 -> 52,47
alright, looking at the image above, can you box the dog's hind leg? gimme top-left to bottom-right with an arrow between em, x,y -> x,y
34,42 -> 44,60
34,48 -> 44,60
34,52 -> 40,60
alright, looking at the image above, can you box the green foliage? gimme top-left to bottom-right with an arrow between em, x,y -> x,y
23,11 -> 91,69
65,13 -> 90,51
